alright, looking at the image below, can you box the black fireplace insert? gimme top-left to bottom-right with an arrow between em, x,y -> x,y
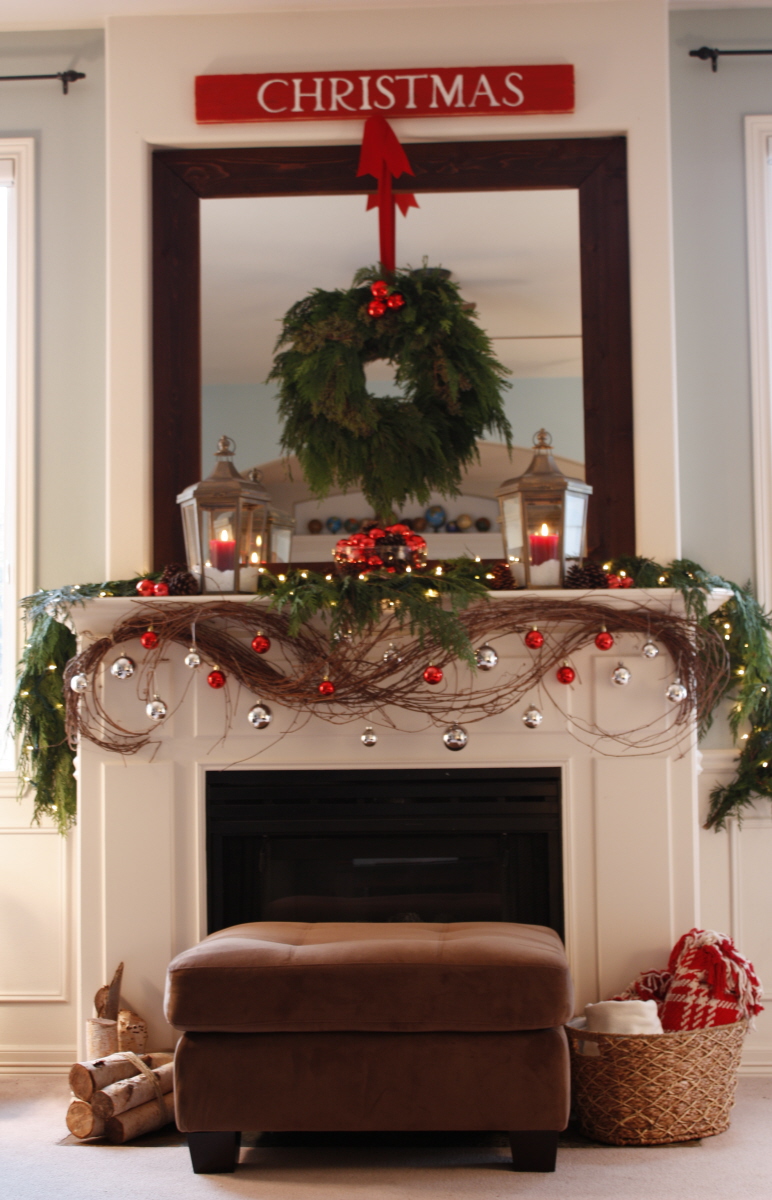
206,767 -> 563,937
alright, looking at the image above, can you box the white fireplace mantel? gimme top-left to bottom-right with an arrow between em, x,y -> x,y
72,589 -> 725,1054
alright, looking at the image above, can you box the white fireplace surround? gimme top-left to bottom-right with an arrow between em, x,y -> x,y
71,588 -> 723,1056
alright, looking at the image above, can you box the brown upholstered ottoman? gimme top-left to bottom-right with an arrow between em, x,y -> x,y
165,921 -> 573,1174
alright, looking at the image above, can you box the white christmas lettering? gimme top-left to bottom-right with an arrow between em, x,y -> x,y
254,72 -> 529,115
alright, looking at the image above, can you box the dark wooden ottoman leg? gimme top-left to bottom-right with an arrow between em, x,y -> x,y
509,1130 -> 558,1172
188,1131 -> 241,1173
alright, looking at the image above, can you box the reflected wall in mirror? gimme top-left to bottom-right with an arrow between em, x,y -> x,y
201,189 -> 583,468
153,139 -> 633,567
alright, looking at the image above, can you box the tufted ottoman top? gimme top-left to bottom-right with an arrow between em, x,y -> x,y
164,921 -> 573,1033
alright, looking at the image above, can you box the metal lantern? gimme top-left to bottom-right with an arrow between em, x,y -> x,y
496,429 -> 592,588
176,437 -> 294,593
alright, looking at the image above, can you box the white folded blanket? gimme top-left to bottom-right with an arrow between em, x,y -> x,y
584,999 -> 663,1035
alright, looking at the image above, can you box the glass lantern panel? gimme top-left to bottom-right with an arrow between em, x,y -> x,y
270,523 -> 292,564
201,507 -> 237,592
523,499 -> 563,587
500,496 -> 525,585
238,502 -> 268,592
563,490 -> 587,562
181,502 -> 202,574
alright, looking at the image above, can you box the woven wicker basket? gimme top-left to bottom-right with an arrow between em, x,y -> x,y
566,1020 -> 746,1145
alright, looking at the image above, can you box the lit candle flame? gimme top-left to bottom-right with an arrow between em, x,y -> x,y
219,528 -> 231,542
540,523 -> 549,536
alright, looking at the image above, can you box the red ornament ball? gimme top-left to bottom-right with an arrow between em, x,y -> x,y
387,292 -> 405,309
251,634 -> 271,654
423,665 -> 444,685
524,628 -> 545,650
595,630 -> 614,651
153,581 -> 169,596
371,280 -> 389,299
318,679 -> 336,697
136,578 -> 155,597
557,664 -> 576,685
207,669 -> 226,689
367,299 -> 387,318
140,630 -> 158,649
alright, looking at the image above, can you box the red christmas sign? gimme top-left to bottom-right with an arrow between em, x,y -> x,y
195,64 -> 574,124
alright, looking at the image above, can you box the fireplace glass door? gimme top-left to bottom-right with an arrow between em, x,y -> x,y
207,767 -> 562,936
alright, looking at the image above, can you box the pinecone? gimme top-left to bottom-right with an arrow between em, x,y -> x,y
564,562 -> 609,589
161,562 -> 188,583
162,564 -> 200,595
488,562 -> 516,590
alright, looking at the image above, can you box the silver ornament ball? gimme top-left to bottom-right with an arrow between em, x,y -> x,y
110,655 -> 135,680
247,702 -> 272,729
642,641 -> 659,659
612,664 -> 631,686
666,681 -> 688,704
475,643 -> 498,671
361,726 -> 378,747
443,724 -> 468,751
184,648 -> 202,669
146,696 -> 168,722
383,642 -> 402,664
522,705 -> 544,729
70,673 -> 89,694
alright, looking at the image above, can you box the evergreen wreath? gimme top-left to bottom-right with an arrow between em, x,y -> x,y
270,265 -> 513,521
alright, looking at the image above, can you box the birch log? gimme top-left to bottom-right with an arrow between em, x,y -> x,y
117,1010 -> 148,1054
86,1018 -> 118,1060
92,1062 -> 174,1120
105,1091 -> 175,1143
69,1052 -> 173,1102
66,1100 -> 105,1140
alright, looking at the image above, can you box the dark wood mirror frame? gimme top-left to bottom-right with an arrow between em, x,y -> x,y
152,137 -> 633,569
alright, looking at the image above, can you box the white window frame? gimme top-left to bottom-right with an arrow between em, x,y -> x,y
746,116 -> 772,611
0,138 -> 35,779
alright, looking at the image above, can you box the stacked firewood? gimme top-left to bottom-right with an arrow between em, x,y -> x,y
66,1051 -> 175,1143
67,963 -> 175,1143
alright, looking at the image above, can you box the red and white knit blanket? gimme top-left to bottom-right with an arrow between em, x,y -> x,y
613,928 -> 764,1031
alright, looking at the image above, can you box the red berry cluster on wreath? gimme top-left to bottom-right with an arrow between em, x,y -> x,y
334,523 -> 427,574
367,279 -> 406,318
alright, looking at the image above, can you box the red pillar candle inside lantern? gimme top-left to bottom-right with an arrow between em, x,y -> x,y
209,528 -> 236,571
529,523 -> 559,565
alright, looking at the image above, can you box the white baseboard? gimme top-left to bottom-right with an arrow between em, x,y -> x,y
0,1045 -> 75,1074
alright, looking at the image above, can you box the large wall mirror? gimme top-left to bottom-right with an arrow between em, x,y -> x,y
153,138 -> 633,568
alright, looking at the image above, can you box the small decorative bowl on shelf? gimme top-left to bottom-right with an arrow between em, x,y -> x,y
334,524 -> 428,576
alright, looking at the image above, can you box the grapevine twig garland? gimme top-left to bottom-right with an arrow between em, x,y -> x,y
64,597 -> 729,760
14,555 -> 770,832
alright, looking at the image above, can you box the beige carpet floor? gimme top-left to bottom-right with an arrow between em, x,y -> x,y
1,1074 -> 771,1199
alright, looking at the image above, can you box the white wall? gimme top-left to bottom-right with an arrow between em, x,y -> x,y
0,29 -> 105,589
0,28 -> 103,1072
670,7 -> 772,586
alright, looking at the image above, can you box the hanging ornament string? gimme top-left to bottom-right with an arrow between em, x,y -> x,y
357,115 -> 419,271
63,597 -> 729,758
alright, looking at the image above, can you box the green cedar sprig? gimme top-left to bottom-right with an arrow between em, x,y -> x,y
270,265 -> 513,522
262,562 -> 490,667
607,555 -> 772,828
11,577 -> 156,832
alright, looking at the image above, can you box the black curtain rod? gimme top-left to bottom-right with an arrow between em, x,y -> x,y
0,70 -> 85,94
690,46 -> 772,73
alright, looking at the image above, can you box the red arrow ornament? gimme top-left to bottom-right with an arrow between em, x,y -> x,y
357,115 -> 418,271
